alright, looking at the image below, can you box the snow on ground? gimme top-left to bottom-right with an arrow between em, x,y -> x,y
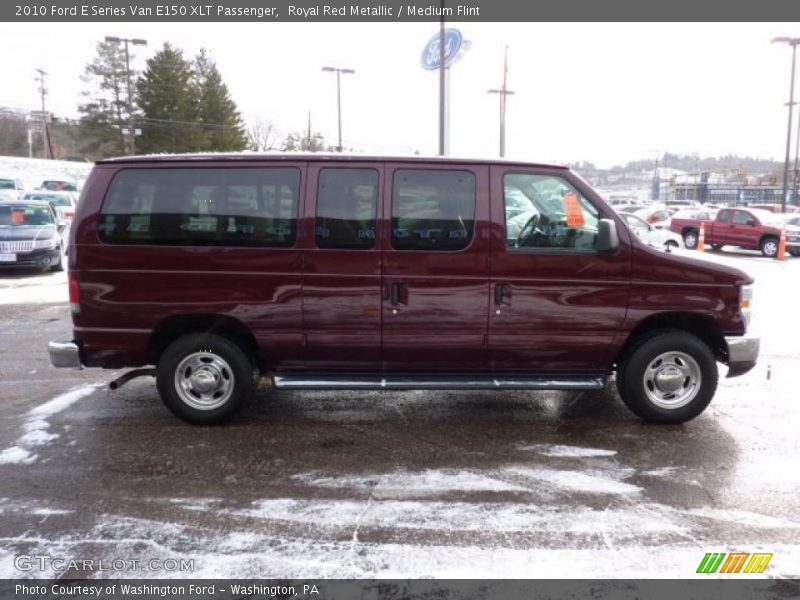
0,155 -> 92,192
0,271 -> 67,304
0,384 -> 99,465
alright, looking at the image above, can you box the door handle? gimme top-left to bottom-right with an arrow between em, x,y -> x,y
494,283 -> 509,306
390,282 -> 402,306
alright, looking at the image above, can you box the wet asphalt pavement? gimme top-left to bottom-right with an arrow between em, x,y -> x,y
0,255 -> 799,579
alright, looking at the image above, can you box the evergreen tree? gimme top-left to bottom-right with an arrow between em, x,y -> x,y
136,43 -> 204,153
195,53 -> 247,151
77,41 -> 131,157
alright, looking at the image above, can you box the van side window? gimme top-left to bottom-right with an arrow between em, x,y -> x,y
98,168 -> 300,247
315,169 -> 378,249
391,169 -> 475,251
503,173 -> 600,251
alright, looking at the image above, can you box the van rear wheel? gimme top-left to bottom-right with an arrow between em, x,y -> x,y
616,330 -> 717,423
156,333 -> 255,425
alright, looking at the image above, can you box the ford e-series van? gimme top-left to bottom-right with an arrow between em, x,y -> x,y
48,154 -> 759,425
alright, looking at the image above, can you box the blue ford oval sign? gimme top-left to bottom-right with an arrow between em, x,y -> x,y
421,29 -> 463,70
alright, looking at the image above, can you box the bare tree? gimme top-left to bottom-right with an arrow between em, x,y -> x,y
247,118 -> 277,151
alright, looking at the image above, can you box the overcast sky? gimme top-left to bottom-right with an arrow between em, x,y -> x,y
0,22 -> 798,167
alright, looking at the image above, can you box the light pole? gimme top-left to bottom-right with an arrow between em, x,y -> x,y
105,36 -> 147,155
772,36 -> 800,212
321,66 -> 355,152
487,46 -> 515,157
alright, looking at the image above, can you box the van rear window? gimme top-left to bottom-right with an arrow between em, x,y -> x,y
98,168 -> 300,247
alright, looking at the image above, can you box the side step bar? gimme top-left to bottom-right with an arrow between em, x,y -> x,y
272,374 -> 606,391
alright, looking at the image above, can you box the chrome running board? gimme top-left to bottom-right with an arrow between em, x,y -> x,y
272,374 -> 606,391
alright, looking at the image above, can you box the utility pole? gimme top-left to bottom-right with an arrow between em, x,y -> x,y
35,68 -> 52,159
105,36 -> 147,155
792,100 -> 800,206
772,37 -> 800,212
487,46 -> 515,157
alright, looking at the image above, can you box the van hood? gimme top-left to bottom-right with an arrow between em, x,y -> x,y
633,240 -> 753,286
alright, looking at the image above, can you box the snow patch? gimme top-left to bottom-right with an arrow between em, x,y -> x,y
506,466 -> 642,495
0,446 -> 36,466
292,469 -> 528,497
0,384 -> 99,465
520,444 -> 618,458
642,467 -> 679,477
234,498 -> 680,537
684,507 -> 800,529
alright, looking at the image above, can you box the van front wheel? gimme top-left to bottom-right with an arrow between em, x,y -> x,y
156,333 -> 255,425
617,330 -> 717,423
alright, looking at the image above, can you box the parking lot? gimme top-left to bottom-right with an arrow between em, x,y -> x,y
1,250 -> 799,579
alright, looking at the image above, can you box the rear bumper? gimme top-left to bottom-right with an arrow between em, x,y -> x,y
48,340 -> 82,369
725,334 -> 759,377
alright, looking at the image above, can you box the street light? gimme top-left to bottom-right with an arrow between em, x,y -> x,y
105,36 -> 147,155
772,36 -> 800,211
322,66 -> 355,152
487,46 -> 514,157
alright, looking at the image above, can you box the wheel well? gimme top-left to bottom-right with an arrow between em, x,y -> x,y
616,312 -> 727,367
681,227 -> 698,237
759,233 -> 779,246
148,314 -> 262,371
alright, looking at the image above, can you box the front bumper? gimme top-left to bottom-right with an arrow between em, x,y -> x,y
725,334 -> 760,377
0,248 -> 61,268
48,340 -> 81,369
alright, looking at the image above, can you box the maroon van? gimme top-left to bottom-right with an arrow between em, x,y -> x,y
48,154 -> 759,424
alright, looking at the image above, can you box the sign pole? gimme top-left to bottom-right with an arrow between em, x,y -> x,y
438,3 -> 446,156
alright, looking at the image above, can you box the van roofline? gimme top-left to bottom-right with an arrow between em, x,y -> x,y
95,152 -> 569,170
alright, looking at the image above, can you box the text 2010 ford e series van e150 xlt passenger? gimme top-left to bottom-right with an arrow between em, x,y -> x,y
48,154 -> 759,425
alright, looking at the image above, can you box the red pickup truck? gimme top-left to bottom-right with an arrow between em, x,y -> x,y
671,207 -> 800,257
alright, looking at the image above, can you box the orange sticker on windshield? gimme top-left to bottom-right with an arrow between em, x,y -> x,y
564,192 -> 585,228
11,211 -> 24,225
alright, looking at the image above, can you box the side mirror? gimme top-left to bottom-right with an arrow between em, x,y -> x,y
56,220 -> 67,230
747,220 -> 756,227
597,218 -> 619,253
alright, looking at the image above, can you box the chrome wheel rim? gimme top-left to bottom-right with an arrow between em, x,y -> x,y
763,241 -> 777,256
685,233 -> 697,248
174,352 -> 234,410
643,351 -> 702,409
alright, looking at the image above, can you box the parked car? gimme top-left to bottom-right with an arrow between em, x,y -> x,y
0,177 -> 25,201
22,191 -> 79,220
619,212 -> 683,251
665,199 -> 702,209
39,179 -> 79,192
0,200 -> 69,271
670,206 -> 800,256
634,206 -> 677,228
746,203 -> 800,214
617,204 -> 650,214
48,154 -> 758,426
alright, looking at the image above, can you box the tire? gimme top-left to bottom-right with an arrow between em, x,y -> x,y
683,230 -> 699,249
51,244 -> 66,272
760,236 -> 779,258
616,329 -> 718,424
790,248 -> 800,258
710,243 -> 724,251
156,333 -> 256,425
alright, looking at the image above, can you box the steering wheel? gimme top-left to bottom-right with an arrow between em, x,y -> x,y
516,213 -> 542,247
